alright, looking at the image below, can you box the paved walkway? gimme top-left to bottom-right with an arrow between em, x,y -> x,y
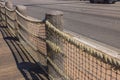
0,23 -> 48,80
0,27 -> 24,80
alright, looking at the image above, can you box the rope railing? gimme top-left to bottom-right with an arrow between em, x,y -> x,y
5,6 -> 16,36
46,20 -> 120,67
0,1 -> 120,80
0,4 -> 6,23
44,8 -> 120,80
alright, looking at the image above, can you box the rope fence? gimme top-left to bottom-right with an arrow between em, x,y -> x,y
46,20 -> 120,80
0,1 -> 120,80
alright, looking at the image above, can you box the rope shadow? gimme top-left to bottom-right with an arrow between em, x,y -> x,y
0,25 -> 48,80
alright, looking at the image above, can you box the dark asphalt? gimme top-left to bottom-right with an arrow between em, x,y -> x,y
13,0 -> 120,49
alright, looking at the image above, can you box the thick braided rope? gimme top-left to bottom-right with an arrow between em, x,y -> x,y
46,20 -> 120,68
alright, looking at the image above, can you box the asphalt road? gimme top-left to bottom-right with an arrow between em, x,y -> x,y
13,0 -> 120,49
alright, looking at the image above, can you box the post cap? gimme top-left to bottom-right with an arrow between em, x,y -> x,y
5,0 -> 13,9
16,5 -> 27,16
16,5 -> 27,11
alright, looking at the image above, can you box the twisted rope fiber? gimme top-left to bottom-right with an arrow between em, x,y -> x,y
46,20 -> 120,68
46,40 -> 61,53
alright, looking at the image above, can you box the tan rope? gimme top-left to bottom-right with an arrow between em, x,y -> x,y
46,20 -> 120,67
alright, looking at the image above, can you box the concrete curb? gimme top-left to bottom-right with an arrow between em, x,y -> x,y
65,29 -> 120,59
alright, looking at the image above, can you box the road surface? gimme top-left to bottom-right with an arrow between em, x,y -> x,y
13,0 -> 120,50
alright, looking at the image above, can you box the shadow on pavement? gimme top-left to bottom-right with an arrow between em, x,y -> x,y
0,25 -> 48,80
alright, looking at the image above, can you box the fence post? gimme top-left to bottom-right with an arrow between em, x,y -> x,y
16,5 -> 27,16
15,5 -> 27,40
5,0 -> 13,9
45,11 -> 66,80
45,11 -> 63,31
4,0 -> 13,26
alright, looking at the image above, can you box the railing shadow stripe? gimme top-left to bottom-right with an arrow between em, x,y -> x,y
0,25 -> 48,80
